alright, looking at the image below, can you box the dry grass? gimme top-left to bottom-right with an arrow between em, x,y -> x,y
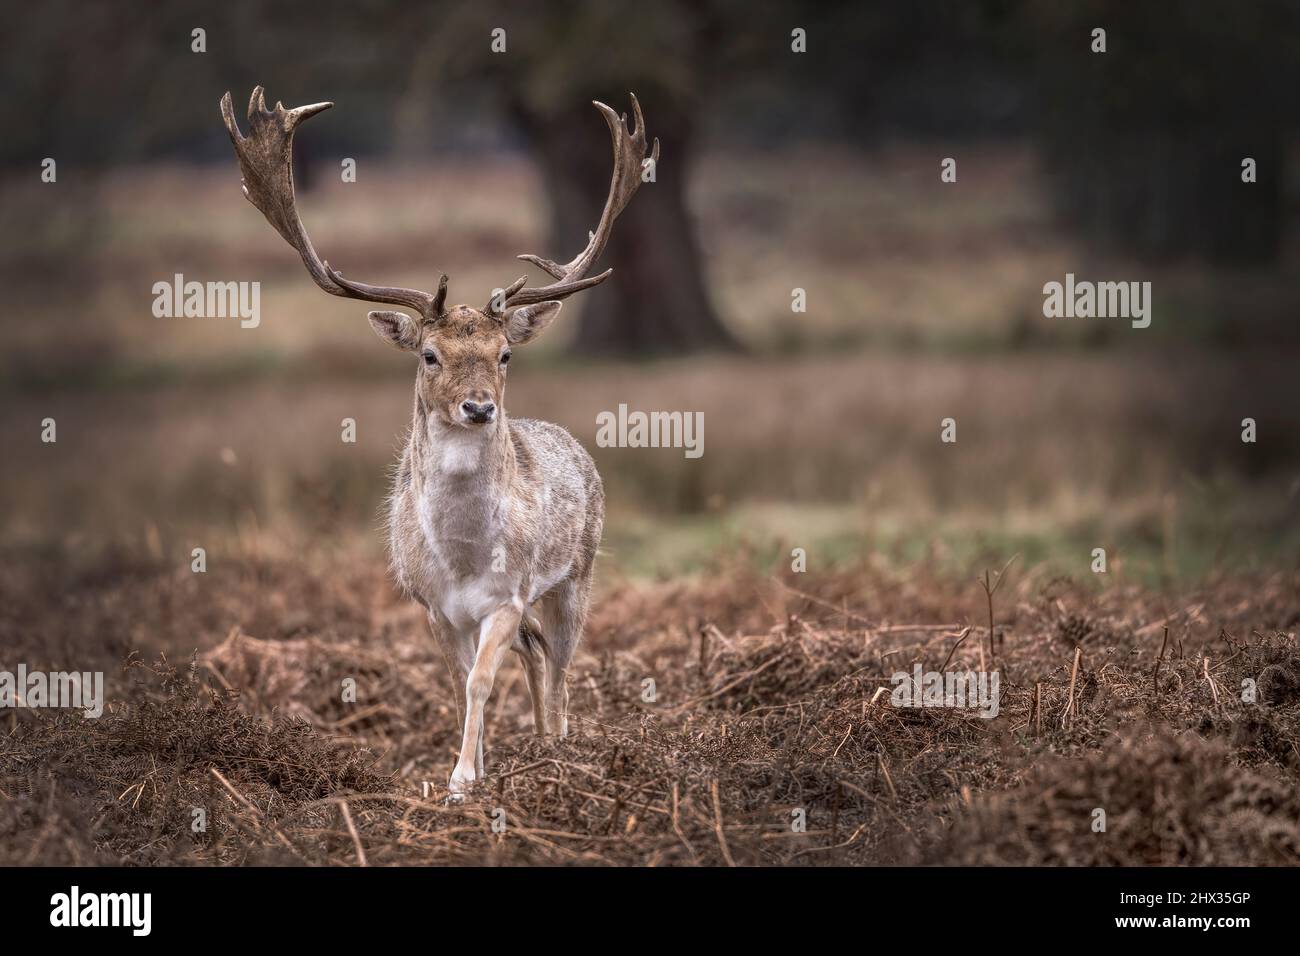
6,144 -> 1300,373
3,348 -> 1297,585
3,143 -> 1297,866
3,546 -> 1298,866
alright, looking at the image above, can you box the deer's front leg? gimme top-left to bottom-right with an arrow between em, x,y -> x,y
449,603 -> 523,796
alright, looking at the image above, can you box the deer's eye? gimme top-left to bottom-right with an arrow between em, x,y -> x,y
422,350 -> 439,367
500,350 -> 512,366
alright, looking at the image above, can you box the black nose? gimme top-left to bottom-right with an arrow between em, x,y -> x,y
461,400 -> 496,423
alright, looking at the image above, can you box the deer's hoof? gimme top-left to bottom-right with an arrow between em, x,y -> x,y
447,769 -> 477,803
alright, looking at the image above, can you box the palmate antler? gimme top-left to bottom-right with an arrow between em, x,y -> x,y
221,87 -> 656,323
490,94 -> 659,315
220,87 -> 447,318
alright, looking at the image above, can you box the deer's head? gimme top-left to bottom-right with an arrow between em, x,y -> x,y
220,87 -> 657,429
366,298 -> 561,427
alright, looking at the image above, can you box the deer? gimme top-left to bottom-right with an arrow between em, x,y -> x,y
220,87 -> 657,797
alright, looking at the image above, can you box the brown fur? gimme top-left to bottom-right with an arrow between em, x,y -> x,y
220,87 -> 651,795
372,300 -> 603,794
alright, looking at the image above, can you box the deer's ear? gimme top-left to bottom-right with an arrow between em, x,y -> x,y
367,311 -> 421,351
504,301 -> 563,345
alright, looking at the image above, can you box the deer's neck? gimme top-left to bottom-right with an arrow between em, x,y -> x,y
401,393 -> 518,602
409,392 -> 515,496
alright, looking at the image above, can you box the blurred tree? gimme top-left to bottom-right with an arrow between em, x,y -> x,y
420,1 -> 743,355
1029,0 -> 1298,264
5,0 -> 1293,323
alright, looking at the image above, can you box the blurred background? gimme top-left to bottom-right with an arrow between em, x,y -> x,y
3,0 -> 1299,587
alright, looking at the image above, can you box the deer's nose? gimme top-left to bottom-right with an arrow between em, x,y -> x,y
461,400 -> 496,424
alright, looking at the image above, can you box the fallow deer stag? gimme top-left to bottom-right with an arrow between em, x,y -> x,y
220,86 -> 657,797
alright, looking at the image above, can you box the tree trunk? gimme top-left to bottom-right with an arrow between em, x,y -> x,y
511,99 -> 740,356
1043,127 -> 1281,264
1032,3 -> 1286,265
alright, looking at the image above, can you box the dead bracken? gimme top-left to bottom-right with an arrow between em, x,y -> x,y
2,555 -> 1298,865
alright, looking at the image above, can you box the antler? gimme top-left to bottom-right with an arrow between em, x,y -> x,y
492,94 -> 659,314
220,87 -> 446,318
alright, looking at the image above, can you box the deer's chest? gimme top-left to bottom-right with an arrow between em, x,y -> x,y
392,481 -> 520,633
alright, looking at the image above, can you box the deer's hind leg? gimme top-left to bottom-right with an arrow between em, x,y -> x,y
428,609 -> 474,741
514,611 -> 548,736
536,573 -> 594,738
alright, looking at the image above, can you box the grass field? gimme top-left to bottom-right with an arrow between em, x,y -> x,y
4,547 -> 1298,865
2,144 -> 1298,864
